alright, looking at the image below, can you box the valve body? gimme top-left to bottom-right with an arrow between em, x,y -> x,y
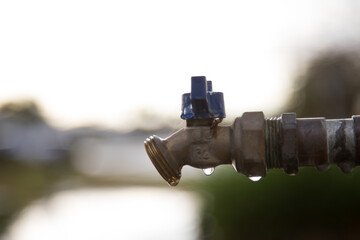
144,77 -> 360,186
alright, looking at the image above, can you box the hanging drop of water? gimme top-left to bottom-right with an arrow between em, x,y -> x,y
203,167 -> 215,176
249,176 -> 262,182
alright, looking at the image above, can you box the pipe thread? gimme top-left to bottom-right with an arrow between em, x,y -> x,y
265,117 -> 282,169
144,136 -> 180,186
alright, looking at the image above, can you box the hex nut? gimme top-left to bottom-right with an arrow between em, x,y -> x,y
233,112 -> 266,177
280,113 -> 298,175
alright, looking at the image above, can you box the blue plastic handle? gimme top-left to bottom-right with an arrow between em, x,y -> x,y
181,76 -> 225,120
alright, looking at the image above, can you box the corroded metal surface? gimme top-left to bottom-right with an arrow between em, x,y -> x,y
297,118 -> 328,171
326,119 -> 356,173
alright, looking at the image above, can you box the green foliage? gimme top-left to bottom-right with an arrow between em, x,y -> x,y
199,166 -> 360,240
0,160 -> 74,233
0,100 -> 44,122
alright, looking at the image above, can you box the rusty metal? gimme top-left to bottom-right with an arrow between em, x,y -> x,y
144,112 -> 360,186
327,119 -> 356,173
297,118 -> 328,171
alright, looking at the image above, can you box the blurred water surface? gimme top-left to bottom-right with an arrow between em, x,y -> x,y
3,187 -> 201,240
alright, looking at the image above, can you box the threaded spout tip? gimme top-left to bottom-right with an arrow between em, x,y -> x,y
144,136 -> 180,186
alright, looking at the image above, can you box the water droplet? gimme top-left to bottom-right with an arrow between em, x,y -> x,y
249,176 -> 262,182
203,168 -> 215,176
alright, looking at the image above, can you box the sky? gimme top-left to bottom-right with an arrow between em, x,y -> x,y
1,0 -> 359,129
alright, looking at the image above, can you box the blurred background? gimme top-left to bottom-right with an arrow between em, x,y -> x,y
1,0 -> 360,239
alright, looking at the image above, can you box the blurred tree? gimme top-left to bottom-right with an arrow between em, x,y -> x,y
0,100 -> 44,122
0,100 -> 73,234
285,51 -> 360,118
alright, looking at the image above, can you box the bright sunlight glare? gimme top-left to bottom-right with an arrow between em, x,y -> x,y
0,0 -> 359,129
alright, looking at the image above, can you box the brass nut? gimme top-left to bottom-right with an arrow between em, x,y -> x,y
280,113 -> 298,175
233,112 -> 266,177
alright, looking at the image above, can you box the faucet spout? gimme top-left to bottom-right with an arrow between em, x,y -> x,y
144,126 -> 232,186
144,135 -> 181,186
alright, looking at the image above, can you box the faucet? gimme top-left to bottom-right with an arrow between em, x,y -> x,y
144,76 -> 360,186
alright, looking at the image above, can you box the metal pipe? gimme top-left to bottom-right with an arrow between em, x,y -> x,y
144,76 -> 360,186
144,112 -> 360,186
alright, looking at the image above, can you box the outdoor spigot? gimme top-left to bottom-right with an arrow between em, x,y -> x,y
144,76 -> 360,186
145,76 -> 227,186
